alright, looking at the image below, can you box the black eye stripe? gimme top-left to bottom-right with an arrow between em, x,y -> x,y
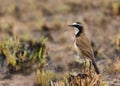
75,25 -> 83,37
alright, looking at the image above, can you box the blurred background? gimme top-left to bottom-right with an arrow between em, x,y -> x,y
0,0 -> 120,86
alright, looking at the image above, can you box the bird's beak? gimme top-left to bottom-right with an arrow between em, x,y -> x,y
68,24 -> 74,27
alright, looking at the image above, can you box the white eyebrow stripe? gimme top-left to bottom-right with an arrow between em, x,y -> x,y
73,22 -> 77,25
72,23 -> 83,26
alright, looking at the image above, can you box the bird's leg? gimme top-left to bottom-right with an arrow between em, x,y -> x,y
89,60 -> 92,76
89,60 -> 95,79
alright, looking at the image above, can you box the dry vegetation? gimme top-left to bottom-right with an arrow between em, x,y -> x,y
0,0 -> 120,86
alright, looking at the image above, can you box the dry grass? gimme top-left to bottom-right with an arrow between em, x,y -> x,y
35,70 -> 69,86
111,1 -> 120,15
109,57 -> 120,74
35,70 -> 55,86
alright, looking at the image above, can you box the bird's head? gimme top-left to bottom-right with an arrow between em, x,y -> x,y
68,22 -> 83,36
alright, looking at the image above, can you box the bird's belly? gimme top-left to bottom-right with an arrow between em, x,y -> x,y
74,42 -> 78,51
74,42 -> 82,55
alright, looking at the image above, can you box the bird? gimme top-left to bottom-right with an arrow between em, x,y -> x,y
68,22 -> 100,74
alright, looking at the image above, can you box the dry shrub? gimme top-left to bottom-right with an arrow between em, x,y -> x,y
0,37 -> 47,74
109,57 -> 120,74
50,80 -> 65,86
50,70 -> 106,86
68,70 -> 106,86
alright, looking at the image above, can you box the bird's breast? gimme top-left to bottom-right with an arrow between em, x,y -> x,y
74,41 -> 83,56
74,42 -> 78,51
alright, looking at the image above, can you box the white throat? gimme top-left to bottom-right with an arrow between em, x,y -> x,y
74,27 -> 79,35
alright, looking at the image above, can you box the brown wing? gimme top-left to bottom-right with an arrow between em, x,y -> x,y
76,33 -> 95,60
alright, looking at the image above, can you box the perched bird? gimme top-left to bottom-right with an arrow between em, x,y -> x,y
68,22 -> 100,74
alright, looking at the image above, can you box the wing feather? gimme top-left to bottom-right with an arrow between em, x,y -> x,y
76,35 -> 94,60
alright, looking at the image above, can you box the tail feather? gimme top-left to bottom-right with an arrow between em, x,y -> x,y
92,60 -> 100,74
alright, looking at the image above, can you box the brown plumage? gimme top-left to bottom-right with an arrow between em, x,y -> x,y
69,22 -> 100,74
76,32 -> 94,60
